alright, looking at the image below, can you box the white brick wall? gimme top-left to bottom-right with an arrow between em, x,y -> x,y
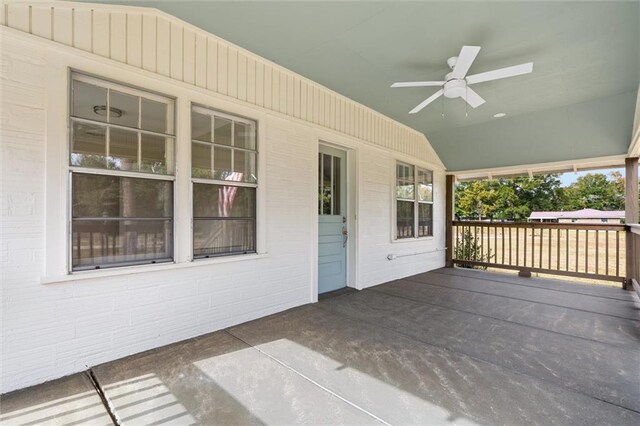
0,29 -> 445,393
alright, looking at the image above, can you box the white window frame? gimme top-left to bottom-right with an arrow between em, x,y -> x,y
394,161 -> 434,240
190,104 -> 258,259
68,72 -> 177,272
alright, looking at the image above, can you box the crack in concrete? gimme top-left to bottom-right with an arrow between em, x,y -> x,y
86,369 -> 121,426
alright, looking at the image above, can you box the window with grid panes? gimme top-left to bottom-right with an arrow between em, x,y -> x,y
191,106 -> 257,258
69,73 -> 175,270
395,162 -> 433,239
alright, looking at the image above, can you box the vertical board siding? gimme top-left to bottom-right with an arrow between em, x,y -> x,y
169,21 -> 183,80
194,33 -> 207,88
300,80 -> 308,121
141,14 -> 157,73
206,38 -> 217,91
183,28 -> 195,85
293,78 -> 301,119
156,17 -> 170,77
7,3 -> 29,32
92,10 -> 110,57
246,57 -> 256,104
227,47 -> 238,98
263,65 -> 272,109
109,12 -> 126,63
2,3 -> 441,166
286,75 -> 294,117
52,7 -> 72,45
255,61 -> 264,107
237,52 -> 247,101
30,5 -> 51,40
217,43 -> 228,95
126,13 -> 142,68
72,8 -> 92,52
271,68 -> 279,112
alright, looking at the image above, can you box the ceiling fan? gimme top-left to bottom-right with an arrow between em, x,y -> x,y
391,46 -> 533,114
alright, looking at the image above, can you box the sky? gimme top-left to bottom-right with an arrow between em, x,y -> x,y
558,168 -> 624,187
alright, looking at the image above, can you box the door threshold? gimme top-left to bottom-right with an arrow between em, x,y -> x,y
318,287 -> 358,301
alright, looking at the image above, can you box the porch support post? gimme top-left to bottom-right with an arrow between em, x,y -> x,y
445,174 -> 455,268
625,157 -> 638,289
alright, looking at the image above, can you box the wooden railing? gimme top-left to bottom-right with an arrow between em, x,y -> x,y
452,221 -> 627,283
629,224 -> 640,294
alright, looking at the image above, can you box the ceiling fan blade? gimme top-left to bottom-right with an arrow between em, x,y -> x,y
466,62 -> 533,85
409,89 -> 444,114
391,81 -> 444,88
451,45 -> 481,79
460,88 -> 486,108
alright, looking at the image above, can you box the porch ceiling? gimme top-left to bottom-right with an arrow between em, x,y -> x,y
84,1 -> 639,171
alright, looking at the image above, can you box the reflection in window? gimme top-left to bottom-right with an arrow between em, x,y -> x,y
70,75 -> 175,175
318,152 -> 342,216
190,106 -> 257,183
71,174 -> 173,270
396,162 -> 433,238
191,106 -> 258,258
69,73 -> 175,271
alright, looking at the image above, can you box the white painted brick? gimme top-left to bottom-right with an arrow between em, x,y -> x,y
0,30 -> 445,395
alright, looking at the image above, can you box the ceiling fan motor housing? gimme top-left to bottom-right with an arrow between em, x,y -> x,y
444,71 -> 466,98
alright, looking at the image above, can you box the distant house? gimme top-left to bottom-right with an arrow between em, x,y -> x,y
528,209 -> 625,224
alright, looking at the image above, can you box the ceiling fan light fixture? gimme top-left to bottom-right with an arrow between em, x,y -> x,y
93,105 -> 123,118
493,112 -> 507,118
390,45 -> 533,114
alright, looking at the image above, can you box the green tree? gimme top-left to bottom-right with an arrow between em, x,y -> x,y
455,174 -> 564,221
563,172 -> 625,211
455,180 -> 496,220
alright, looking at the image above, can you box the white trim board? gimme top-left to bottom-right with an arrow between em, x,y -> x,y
451,155 -> 628,181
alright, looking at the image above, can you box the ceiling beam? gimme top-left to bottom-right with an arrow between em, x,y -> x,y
450,154 -> 627,181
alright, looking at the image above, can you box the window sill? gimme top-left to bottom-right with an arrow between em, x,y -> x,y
41,253 -> 269,285
392,236 -> 434,244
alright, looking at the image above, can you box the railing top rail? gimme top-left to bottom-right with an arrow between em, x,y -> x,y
629,223 -> 640,235
452,220 -> 626,231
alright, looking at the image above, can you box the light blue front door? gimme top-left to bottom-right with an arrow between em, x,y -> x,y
318,145 -> 347,294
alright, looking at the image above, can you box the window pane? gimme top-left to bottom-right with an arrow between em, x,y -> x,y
397,200 -> 414,239
396,163 -> 414,200
193,219 -> 255,257
72,219 -> 172,270
141,99 -> 169,134
214,117 -> 232,146
234,121 -> 255,150
418,203 -> 433,237
109,90 -> 139,128
71,121 -> 107,168
418,169 -> 433,202
318,154 -> 322,214
72,174 -> 173,218
333,156 -> 341,215
72,80 -> 107,122
193,184 -> 256,218
233,150 -> 257,183
192,142 -> 212,178
322,154 -> 332,215
214,146 -> 232,179
192,111 -> 211,141
108,128 -> 139,171
193,183 -> 256,258
141,134 -> 172,175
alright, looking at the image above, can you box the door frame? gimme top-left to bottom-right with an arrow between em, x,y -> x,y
313,140 -> 358,301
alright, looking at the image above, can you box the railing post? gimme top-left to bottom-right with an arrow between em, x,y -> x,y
625,157 -> 639,289
445,174 -> 455,268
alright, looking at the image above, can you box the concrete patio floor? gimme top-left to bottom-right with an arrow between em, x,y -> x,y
2,267 -> 639,425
